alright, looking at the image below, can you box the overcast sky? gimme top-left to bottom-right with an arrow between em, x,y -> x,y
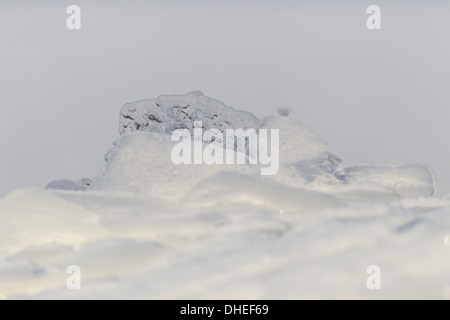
1,0 -> 449,196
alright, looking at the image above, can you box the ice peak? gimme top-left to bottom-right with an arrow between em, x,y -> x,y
186,90 -> 204,97
119,91 -> 260,135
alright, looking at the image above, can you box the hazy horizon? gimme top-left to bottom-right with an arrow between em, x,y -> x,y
1,0 -> 449,196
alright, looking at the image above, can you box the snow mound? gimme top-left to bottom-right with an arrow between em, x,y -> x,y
90,132 -> 258,201
88,92 -> 436,201
1,187 -> 450,299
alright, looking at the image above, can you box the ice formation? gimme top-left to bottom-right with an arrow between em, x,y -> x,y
85,91 -> 436,202
3,91 -> 446,300
119,91 -> 260,136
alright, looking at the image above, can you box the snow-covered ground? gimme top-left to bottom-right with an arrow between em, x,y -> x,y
1,92 -> 449,299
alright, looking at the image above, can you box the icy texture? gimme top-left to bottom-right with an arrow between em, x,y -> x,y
119,91 -> 260,136
340,164 -> 436,198
90,132 -> 259,201
258,111 -> 345,190
51,91 -> 436,199
90,112 -> 354,201
91,91 -> 435,200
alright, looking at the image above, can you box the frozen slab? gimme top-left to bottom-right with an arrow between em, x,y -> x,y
339,163 -> 436,198
46,179 -> 92,191
48,91 -> 436,199
119,90 -> 260,136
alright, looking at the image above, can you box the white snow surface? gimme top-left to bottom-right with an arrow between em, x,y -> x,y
1,92 -> 448,299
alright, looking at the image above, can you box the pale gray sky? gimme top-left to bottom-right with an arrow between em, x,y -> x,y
1,0 -> 449,196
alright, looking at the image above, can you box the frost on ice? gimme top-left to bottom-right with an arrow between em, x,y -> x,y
46,91 -> 436,199
84,91 -> 435,201
119,90 -> 260,136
